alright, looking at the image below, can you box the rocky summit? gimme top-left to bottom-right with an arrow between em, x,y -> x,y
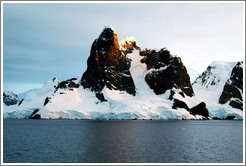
81,27 -> 136,100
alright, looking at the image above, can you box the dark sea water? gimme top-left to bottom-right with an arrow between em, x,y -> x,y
3,119 -> 243,163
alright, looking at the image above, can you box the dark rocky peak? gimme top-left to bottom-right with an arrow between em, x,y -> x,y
3,91 -> 19,106
229,61 -> 243,90
139,48 -> 194,97
81,27 -> 136,98
219,61 -> 243,110
95,27 -> 121,66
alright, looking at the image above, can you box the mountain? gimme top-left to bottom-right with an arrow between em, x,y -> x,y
3,91 -> 19,106
3,78 -> 59,119
3,27 -> 243,120
36,27 -> 209,120
192,61 -> 243,119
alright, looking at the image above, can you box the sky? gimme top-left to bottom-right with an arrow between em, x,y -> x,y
2,2 -> 244,94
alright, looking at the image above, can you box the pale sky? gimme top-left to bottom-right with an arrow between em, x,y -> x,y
2,2 -> 244,94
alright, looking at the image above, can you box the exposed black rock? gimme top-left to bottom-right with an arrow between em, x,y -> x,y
225,115 -> 235,120
172,99 -> 209,118
18,99 -> 24,106
229,99 -> 243,110
212,117 -> 221,120
29,114 -> 41,119
28,109 -> 41,119
44,97 -> 51,106
172,99 -> 189,110
81,27 -> 136,96
219,62 -> 243,110
3,91 -> 19,106
190,102 -> 209,118
56,78 -> 80,91
140,48 -> 194,97
30,109 -> 39,117
95,93 -> 107,102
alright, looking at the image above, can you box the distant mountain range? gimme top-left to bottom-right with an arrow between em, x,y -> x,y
3,27 -> 243,120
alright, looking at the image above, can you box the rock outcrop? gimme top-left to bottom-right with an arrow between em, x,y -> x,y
80,27 -> 136,99
219,61 -> 243,110
139,48 -> 194,97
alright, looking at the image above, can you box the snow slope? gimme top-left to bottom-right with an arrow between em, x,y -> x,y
3,78 -> 59,119
18,89 -> 38,100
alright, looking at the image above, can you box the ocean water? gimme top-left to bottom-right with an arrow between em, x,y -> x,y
3,119 -> 243,163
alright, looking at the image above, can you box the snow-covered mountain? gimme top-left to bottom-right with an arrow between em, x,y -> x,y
192,61 -> 243,119
37,27 -> 208,120
3,27 -> 243,120
3,78 -> 59,119
3,91 -> 19,106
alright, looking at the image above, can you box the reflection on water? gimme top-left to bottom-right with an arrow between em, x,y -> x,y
3,120 -> 243,163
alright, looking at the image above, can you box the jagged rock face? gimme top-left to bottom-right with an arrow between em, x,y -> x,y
219,62 -> 243,110
3,91 -> 19,106
139,48 -> 194,97
81,27 -> 136,96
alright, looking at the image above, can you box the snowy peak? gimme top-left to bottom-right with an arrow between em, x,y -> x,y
43,77 -> 59,89
193,61 -> 236,89
192,60 -> 243,113
3,91 -> 19,106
